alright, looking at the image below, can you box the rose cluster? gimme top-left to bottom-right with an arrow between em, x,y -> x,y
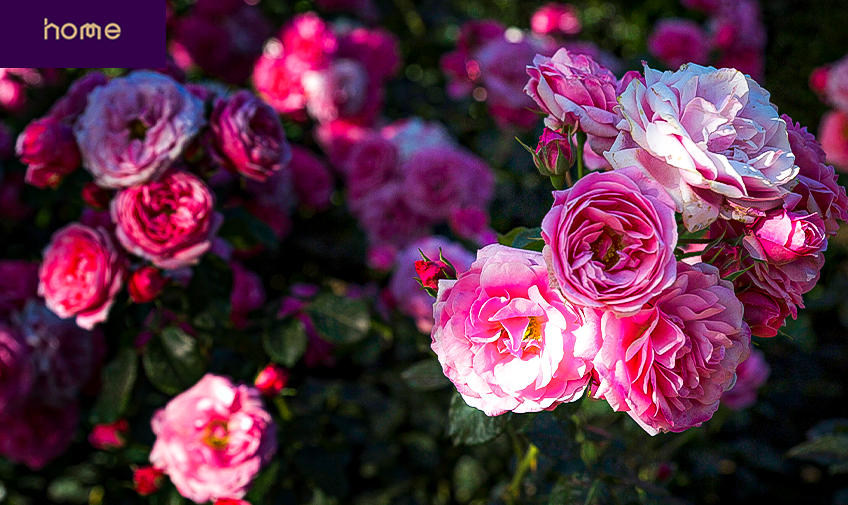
429,50 -> 848,435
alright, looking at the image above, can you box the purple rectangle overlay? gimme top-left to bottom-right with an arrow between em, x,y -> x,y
0,0 -> 164,68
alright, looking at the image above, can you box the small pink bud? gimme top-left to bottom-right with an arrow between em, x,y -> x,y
810,66 -> 830,94
128,266 -> 167,304
255,363 -> 290,396
534,128 -> 574,177
89,419 -> 129,450
133,466 -> 165,496
81,182 -> 112,210
414,259 -> 456,292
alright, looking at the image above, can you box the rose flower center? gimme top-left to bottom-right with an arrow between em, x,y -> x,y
202,419 -> 229,450
128,118 -> 148,141
590,227 -> 624,269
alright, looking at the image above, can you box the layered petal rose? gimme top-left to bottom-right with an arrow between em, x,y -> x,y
16,117 -> 81,189
112,170 -> 224,269
742,208 -> 826,265
209,90 -> 292,182
149,374 -> 277,503
524,48 -> 620,150
74,71 -> 205,189
38,223 -> 126,329
606,63 -> 798,231
431,244 -> 601,416
541,166 -> 678,316
592,262 -> 751,435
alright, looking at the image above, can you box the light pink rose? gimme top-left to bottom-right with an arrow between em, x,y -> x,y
742,208 -> 826,265
432,244 -> 601,416
389,236 -> 475,334
209,90 -> 292,182
230,261 -> 266,329
0,398 -> 79,470
74,71 -> 204,189
647,19 -> 710,70
541,166 -> 678,316
302,58 -> 371,125
784,114 -> 848,236
531,3 -> 581,36
819,110 -> 848,171
607,63 -> 797,231
38,223 -> 126,329
252,54 -> 311,120
525,48 -> 620,151
112,170 -> 224,269
149,374 -> 277,503
722,349 -> 770,410
592,261 -> 751,435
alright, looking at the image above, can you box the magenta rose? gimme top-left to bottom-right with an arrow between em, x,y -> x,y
647,19 -> 710,70
0,324 -> 31,416
344,133 -> 399,207
112,170 -> 224,269
289,146 -> 334,212
89,419 -> 129,450
541,166 -> 678,316
531,3 -> 581,36
357,183 -> 432,248
722,349 -> 770,410
16,116 -> 81,189
252,54 -> 312,119
524,48 -> 620,150
592,262 -> 751,435
38,222 -> 126,329
0,398 -> 79,470
209,90 -> 292,182
432,244 -> 601,416
74,71 -> 205,188
742,208 -> 826,265
608,63 -> 796,231
128,265 -> 167,304
149,374 -> 277,503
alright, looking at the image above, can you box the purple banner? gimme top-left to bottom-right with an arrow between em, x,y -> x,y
0,0 -> 164,68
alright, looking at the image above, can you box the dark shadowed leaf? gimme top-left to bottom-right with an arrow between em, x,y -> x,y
448,392 -> 509,446
306,292 -> 370,344
90,347 -> 138,424
264,317 -> 307,367
142,326 -> 206,395
401,359 -> 450,391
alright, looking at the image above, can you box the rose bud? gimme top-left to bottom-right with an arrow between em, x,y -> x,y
534,127 -> 575,180
254,363 -> 289,397
88,419 -> 129,450
16,117 -> 81,189
81,182 -> 113,210
414,251 -> 457,297
128,266 -> 167,304
133,466 -> 165,496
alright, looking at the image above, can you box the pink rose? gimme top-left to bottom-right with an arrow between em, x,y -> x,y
530,3 -> 581,36
541,166 -> 678,316
336,27 -> 401,85
252,54 -> 310,119
254,363 -> 289,397
742,208 -> 826,265
89,419 -> 129,450
0,324 -> 31,416
112,170 -> 224,269
302,58 -> 370,124
74,71 -> 205,189
449,206 -> 496,245
344,133 -> 398,207
38,223 -> 126,329
784,115 -> 848,235
825,53 -> 848,114
230,261 -> 266,329
722,349 -> 770,410
607,63 -> 797,231
0,399 -> 79,470
592,262 -> 751,434
281,12 -> 338,66
525,48 -> 620,150
819,110 -> 848,171
647,19 -> 710,70
149,374 -> 277,503
209,90 -> 292,182
128,266 -> 168,304
16,116 -> 81,189
432,244 -> 600,415
289,146 -> 334,212
389,237 -> 474,334
734,287 -> 790,339
356,183 -> 431,248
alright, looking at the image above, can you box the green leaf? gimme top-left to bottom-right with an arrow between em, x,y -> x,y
245,460 -> 280,503
401,359 -> 451,391
220,207 -> 279,251
498,227 -> 544,252
263,318 -> 308,367
447,392 -> 509,445
142,326 -> 206,395
787,434 -> 848,466
90,347 -> 138,424
306,292 -> 370,344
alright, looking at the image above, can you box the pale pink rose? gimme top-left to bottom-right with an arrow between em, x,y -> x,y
0,260 -> 39,315
289,146 -> 334,212
209,90 -> 292,182
38,223 -> 126,329
149,374 -> 277,503
531,3 -> 581,36
302,59 -> 370,124
74,71 -> 205,189
16,117 -> 81,189
112,170 -> 224,269
607,63 -> 797,231
647,19 -> 710,70
230,261 -> 266,329
592,261 -> 751,435
819,110 -> 848,171
0,324 -> 31,416
722,348 -> 770,410
432,244 -> 601,415
541,166 -> 678,316
15,300 -> 106,407
524,48 -> 620,150
252,54 -> 311,119
825,53 -> 848,114
0,398 -> 79,470
742,208 -> 826,265
784,115 -> 848,236
388,237 -> 475,334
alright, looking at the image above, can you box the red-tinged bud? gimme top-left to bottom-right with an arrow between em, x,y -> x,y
88,419 -> 129,450
81,182 -> 113,210
214,499 -> 251,505
255,363 -> 289,397
128,266 -> 167,303
534,127 -> 575,178
414,259 -> 456,297
133,466 -> 165,496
